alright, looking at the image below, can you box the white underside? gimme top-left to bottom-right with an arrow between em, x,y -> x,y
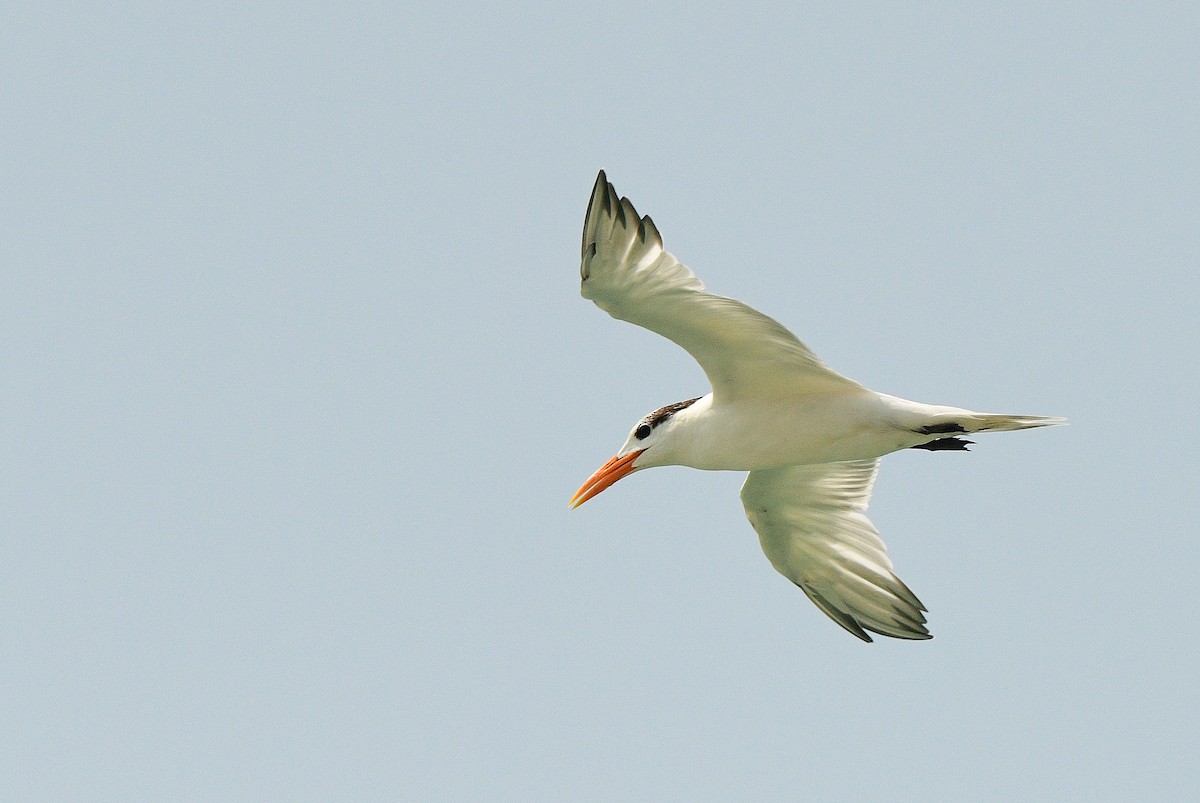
636,390 -> 974,471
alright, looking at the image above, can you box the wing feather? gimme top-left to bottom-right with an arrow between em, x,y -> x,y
740,460 -> 930,642
580,171 -> 859,400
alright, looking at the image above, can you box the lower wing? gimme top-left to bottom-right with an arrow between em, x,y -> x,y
740,460 -> 930,642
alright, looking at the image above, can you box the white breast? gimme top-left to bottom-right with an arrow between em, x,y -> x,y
652,389 -> 914,471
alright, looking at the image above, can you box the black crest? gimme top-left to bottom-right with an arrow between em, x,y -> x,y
643,397 -> 702,431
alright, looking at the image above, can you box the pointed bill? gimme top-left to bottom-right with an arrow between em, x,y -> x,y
570,450 -> 645,508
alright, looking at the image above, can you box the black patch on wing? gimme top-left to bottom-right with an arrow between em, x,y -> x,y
918,422 -> 967,434
910,437 -> 974,451
644,397 -> 702,430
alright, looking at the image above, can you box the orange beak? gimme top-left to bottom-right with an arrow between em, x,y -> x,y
569,450 -> 645,508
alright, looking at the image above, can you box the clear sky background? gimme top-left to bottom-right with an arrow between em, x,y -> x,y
4,3 -> 1198,800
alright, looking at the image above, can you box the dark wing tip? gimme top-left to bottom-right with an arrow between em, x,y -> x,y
863,621 -> 933,640
582,169 -> 613,259
794,579 -> 932,642
605,183 -> 619,217
580,171 -> 665,276
640,214 -> 662,249
636,212 -> 662,245
795,581 -> 874,642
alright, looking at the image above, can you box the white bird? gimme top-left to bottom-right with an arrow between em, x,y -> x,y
570,170 -> 1064,642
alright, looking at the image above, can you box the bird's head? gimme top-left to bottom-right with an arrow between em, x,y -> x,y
569,396 -> 702,508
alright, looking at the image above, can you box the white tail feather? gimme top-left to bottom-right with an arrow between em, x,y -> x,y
966,414 -> 1067,433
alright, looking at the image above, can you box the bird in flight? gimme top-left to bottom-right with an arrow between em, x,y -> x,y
570,170 -> 1064,642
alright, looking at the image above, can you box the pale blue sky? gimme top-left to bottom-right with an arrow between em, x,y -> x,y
4,2 -> 1198,800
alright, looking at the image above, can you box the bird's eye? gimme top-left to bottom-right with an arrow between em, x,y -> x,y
634,423 -> 652,440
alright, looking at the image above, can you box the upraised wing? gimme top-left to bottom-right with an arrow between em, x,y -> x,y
580,171 -> 860,401
740,459 -> 930,642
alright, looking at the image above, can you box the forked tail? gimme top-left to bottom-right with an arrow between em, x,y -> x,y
888,394 -> 1066,451
965,414 -> 1068,433
909,411 -> 1065,451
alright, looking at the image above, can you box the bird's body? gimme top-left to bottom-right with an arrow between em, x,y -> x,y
629,391 -> 1020,471
570,170 -> 1063,642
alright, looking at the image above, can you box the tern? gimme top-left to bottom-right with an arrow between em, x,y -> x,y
570,170 -> 1064,642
